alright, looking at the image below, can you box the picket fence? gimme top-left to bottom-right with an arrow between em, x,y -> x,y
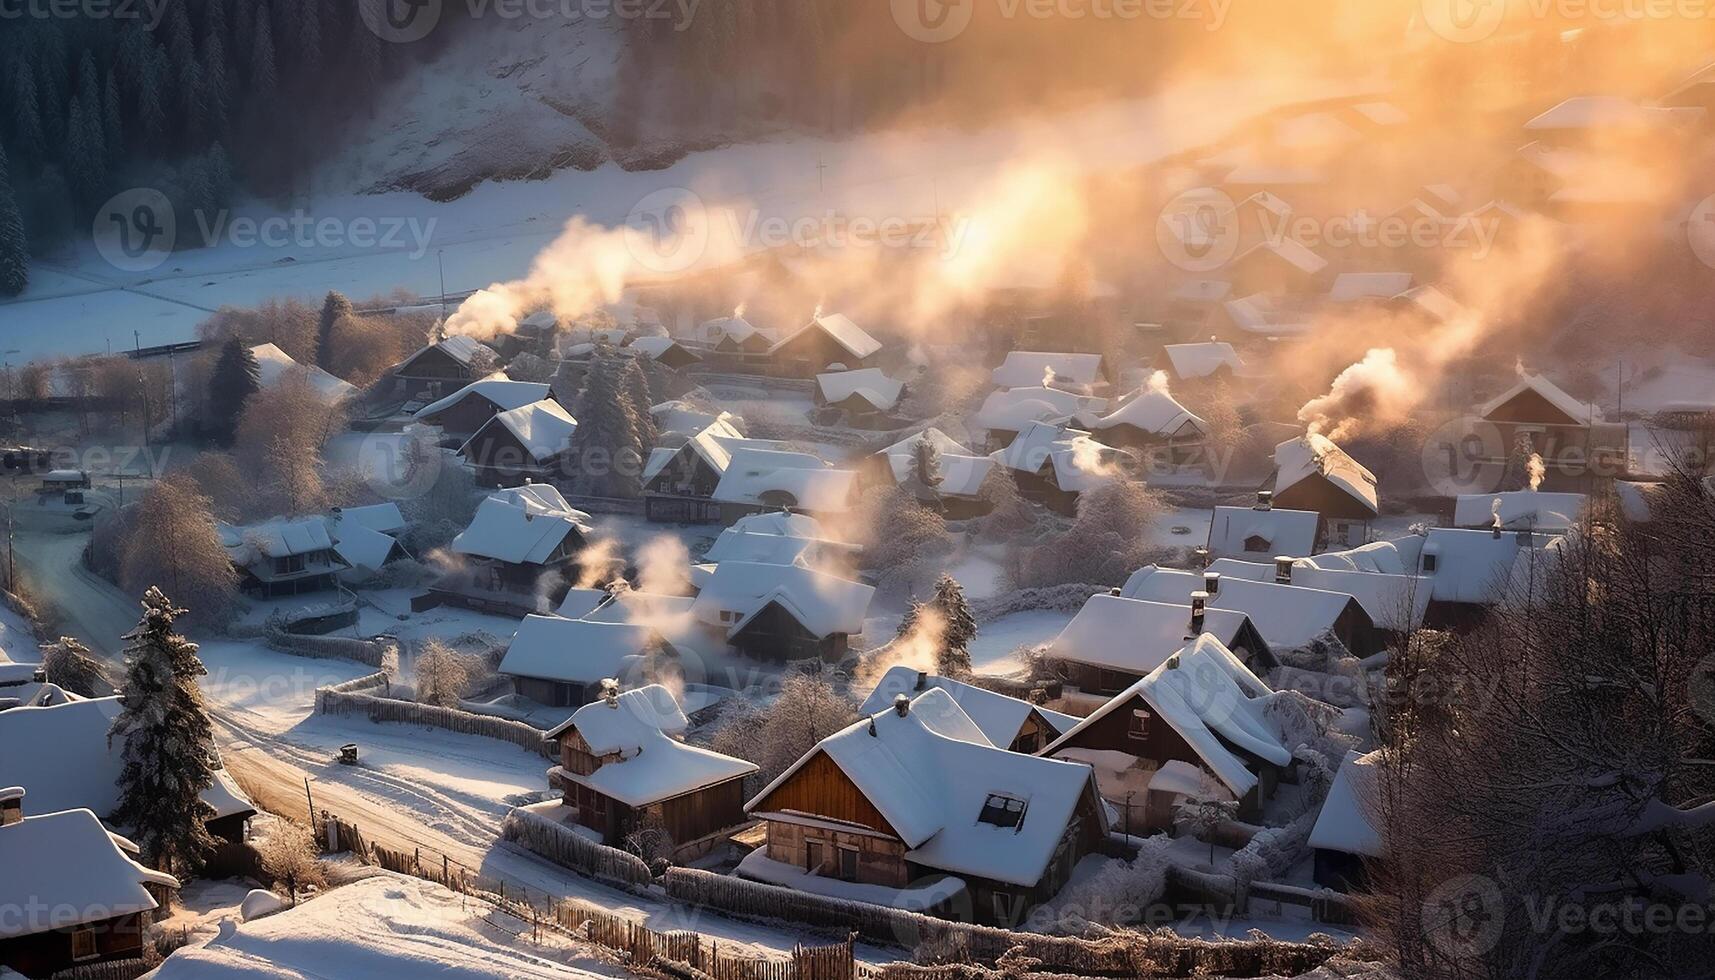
316,675 -> 555,758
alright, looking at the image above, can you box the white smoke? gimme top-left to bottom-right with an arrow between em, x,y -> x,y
1527,452 -> 1546,492
635,535 -> 692,596
1297,347 -> 1416,442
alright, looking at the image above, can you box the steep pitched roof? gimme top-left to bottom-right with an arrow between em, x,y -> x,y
398,335 -> 494,373
1478,372 -> 1601,424
1274,434 -> 1379,515
450,485 -> 591,565
651,400 -> 744,438
749,689 -> 1106,886
545,686 -> 756,807
1308,750 -> 1384,857
1046,594 -> 1255,676
0,800 -> 178,938
816,368 -> 904,411
416,378 -> 550,421
692,562 -> 874,639
249,343 -> 356,402
459,399 -> 577,463
782,313 -> 882,361
1044,634 -> 1288,798
858,665 -> 1073,748
1121,564 -> 1367,651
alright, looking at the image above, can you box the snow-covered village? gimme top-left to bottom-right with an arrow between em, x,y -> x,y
0,5 -> 1713,980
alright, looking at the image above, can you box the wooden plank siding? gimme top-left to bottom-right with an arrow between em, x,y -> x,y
751,751 -> 900,839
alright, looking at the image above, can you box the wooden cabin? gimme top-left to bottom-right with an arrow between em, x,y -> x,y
1271,434 -> 1379,550
218,518 -> 350,597
414,379 -> 554,442
1045,593 -> 1275,696
457,399 -> 578,487
766,313 -> 883,377
393,336 -> 497,403
690,561 -> 874,662
442,485 -> 594,614
1476,372 -> 1628,493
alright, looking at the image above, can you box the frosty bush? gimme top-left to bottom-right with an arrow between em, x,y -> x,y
414,639 -> 472,708
853,486 -> 954,572
39,636 -> 107,697
1038,835 -> 1173,933
258,819 -> 326,903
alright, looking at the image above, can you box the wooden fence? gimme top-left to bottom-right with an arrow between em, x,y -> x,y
499,806 -> 654,889
268,631 -> 399,669
47,958 -> 156,980
317,676 -> 555,758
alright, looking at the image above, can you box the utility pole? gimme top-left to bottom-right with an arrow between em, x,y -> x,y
438,249 -> 448,321
816,156 -> 828,195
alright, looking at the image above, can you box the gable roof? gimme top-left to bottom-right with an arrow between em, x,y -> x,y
218,518 -> 339,566
330,522 -> 405,573
626,336 -> 700,362
1209,558 -> 1431,632
1207,505 -> 1321,558
398,335 -> 494,373
643,421 -> 740,484
858,665 -> 1072,748
545,686 -> 756,807
1453,491 -> 1586,532
249,344 -> 356,402
330,503 -> 407,536
1234,238 -> 1329,277
416,379 -> 551,421
777,313 -> 882,362
1120,565 -> 1367,651
1046,594 -> 1255,676
500,615 -> 661,684
712,450 -> 856,514
1478,372 -> 1600,424
1163,342 -> 1242,380
450,485 -> 591,565
459,399 -> 577,463
1308,750 -> 1383,857
749,688 -> 1105,886
1274,434 -> 1379,515
816,368 -> 904,411
1081,388 -> 1207,438
991,352 -> 1105,389
0,699 -> 254,822
691,561 -> 874,639
701,315 -> 765,346
972,387 -> 1105,434
651,400 -> 744,438
1044,634 -> 1288,798
0,801 -> 178,938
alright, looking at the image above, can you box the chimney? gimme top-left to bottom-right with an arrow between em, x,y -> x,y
894,694 -> 911,717
1189,590 -> 1208,634
1109,587 -> 1122,596
0,787 -> 22,827
1492,521 -> 1503,539
1255,490 -> 1273,511
600,678 -> 620,706
1193,546 -> 1210,568
1274,556 -> 1293,584
1203,571 -> 1221,596
914,671 -> 928,692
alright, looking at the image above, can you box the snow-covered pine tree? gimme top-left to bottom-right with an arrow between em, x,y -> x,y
570,347 -> 644,497
0,143 -> 28,298
9,65 -> 45,170
208,336 -> 260,444
619,353 -> 658,450
108,587 -> 218,878
929,573 -> 976,676
315,291 -> 353,370
906,435 -> 943,503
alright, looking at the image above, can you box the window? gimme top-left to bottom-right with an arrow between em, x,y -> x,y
1422,554 -> 1439,574
71,925 -> 97,961
1243,535 -> 1271,553
837,845 -> 859,881
719,610 -> 739,624
1128,708 -> 1153,741
276,553 -> 306,575
978,793 -> 1028,830
805,839 -> 825,873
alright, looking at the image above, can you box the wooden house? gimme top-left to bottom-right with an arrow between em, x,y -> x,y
865,429 -> 996,520
545,686 -> 756,859
858,667 -> 1075,754
970,388 -> 1106,454
500,615 -> 678,708
689,561 -> 873,662
0,789 -> 178,977
1226,239 -> 1329,297
1476,372 -> 1628,493
766,313 -> 883,377
1075,387 -> 1209,464
990,421 -> 1131,517
626,336 -> 703,371
1042,635 -> 1292,833
1271,434 -> 1379,550
414,379 -> 553,442
1045,593 -> 1274,696
642,419 -> 745,523
1309,750 -> 1384,893
702,316 -> 774,355
218,518 -> 350,597
743,689 -> 1109,926
393,336 -> 497,403
457,399 -> 578,487
1157,342 -> 1243,383
442,484 -> 595,613
814,369 -> 904,429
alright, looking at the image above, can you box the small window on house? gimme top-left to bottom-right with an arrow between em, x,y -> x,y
837,845 -> 859,881
1128,708 -> 1153,741
1243,535 -> 1270,553
1422,554 -> 1439,574
978,793 -> 1027,830
71,925 -> 97,961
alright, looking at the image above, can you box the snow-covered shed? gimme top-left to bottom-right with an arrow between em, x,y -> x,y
500,615 -> 677,708
990,352 -> 1108,391
1206,501 -> 1322,560
1045,593 -> 1273,695
457,399 -> 577,487
858,666 -> 1075,754
744,688 -> 1108,924
544,685 -> 756,856
690,561 -> 874,662
0,788 -> 179,975
1043,634 -> 1291,828
701,315 -> 773,354
1121,565 -> 1381,656
1453,491 -> 1586,533
1477,371 -> 1627,492
1309,750 -> 1384,892
414,378 -> 552,440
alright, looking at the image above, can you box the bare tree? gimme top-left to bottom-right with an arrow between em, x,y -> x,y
705,672 -> 857,794
414,639 -> 470,708
39,636 -> 108,697
119,476 -> 239,626
257,820 -> 326,904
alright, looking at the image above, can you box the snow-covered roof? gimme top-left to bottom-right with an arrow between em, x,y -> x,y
1046,634 -> 1288,799
1162,342 -> 1242,380
1619,360 -> 1715,414
415,379 -> 551,421
1207,505 -> 1321,559
249,343 -> 356,402
643,421 -> 739,484
702,315 -> 764,345
703,529 -> 828,567
1525,95 -> 1689,132
1274,434 -> 1379,516
1308,750 -> 1383,858
459,399 -> 576,463
883,449 -> 994,499
1614,481 -> 1665,523
652,401 -> 743,438
1329,272 -> 1415,303
858,666 -> 1071,748
1046,594 -> 1254,676
330,522 -> 403,574
554,587 -> 612,620
219,518 -> 337,565
779,313 -> 882,361
731,510 -> 830,539
0,699 -> 254,821
1120,565 -> 1365,651
712,449 -> 856,514
1081,387 -> 1207,438
691,562 -> 874,639
972,387 -> 1105,434
989,421 -> 1128,494
816,368 -> 903,411
1234,238 -> 1328,277
450,485 -> 591,566
0,802 -> 178,938
1391,284 -> 1468,325
1478,372 -> 1601,424
398,335 -> 495,373
991,352 -> 1105,390
500,615 -> 661,684
1222,293 -> 1316,337
626,336 -> 699,362
545,686 -> 755,807
1453,491 -> 1586,532
330,503 -> 406,536
1209,558 -> 1431,632
1417,527 -> 1549,604
749,688 -> 1106,887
